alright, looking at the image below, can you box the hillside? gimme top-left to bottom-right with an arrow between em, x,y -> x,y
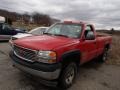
0,9 -> 60,26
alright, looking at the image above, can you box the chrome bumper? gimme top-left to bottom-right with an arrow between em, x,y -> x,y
13,61 -> 61,80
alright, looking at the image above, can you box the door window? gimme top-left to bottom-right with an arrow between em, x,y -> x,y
84,25 -> 95,39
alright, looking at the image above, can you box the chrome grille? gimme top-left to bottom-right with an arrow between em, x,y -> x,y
13,45 -> 38,62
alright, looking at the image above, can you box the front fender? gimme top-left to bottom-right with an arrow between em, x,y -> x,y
60,50 -> 81,65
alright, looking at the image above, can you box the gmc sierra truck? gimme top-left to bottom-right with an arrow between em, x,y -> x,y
10,21 -> 112,89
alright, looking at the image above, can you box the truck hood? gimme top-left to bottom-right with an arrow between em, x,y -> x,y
14,35 -> 76,50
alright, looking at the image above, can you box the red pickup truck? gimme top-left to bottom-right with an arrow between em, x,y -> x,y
10,21 -> 112,89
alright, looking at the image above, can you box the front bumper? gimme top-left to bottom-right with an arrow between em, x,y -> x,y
9,51 -> 61,80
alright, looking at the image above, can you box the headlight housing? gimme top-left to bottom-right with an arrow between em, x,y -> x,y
37,51 -> 57,64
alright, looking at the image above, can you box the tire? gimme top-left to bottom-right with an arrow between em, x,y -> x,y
99,48 -> 109,62
59,62 -> 77,89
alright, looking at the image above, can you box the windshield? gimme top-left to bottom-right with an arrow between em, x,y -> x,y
29,27 -> 47,35
2,23 -> 12,30
0,23 -> 2,29
45,23 -> 82,38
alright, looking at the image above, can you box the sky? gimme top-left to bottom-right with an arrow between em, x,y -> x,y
0,0 -> 120,29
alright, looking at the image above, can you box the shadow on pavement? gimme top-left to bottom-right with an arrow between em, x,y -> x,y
16,59 -> 103,90
81,59 -> 103,70
0,40 -> 9,43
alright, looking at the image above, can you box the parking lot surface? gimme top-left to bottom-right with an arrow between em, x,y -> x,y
0,42 -> 120,90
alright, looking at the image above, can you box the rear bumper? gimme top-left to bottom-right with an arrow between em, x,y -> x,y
9,51 -> 61,80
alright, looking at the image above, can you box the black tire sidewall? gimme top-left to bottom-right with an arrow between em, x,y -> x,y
100,48 -> 109,62
59,62 -> 77,89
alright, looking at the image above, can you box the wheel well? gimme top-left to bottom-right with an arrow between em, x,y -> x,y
60,50 -> 81,68
105,44 -> 110,49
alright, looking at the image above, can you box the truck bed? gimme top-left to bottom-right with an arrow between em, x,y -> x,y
96,34 -> 112,41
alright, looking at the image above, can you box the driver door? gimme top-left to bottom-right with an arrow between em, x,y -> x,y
81,25 -> 97,63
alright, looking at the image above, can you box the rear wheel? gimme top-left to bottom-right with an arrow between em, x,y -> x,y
59,62 -> 77,89
99,48 -> 109,62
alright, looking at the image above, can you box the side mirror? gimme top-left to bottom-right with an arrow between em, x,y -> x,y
85,31 -> 95,40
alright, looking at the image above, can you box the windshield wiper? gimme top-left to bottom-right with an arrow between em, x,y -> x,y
43,32 -> 53,35
44,33 -> 68,37
54,34 -> 68,38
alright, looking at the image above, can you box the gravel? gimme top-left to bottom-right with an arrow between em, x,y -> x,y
0,42 -> 120,90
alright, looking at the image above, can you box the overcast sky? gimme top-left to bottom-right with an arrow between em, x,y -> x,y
0,0 -> 120,29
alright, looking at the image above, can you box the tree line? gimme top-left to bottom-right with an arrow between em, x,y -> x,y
0,9 -> 55,26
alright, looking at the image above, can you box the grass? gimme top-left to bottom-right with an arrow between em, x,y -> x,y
97,31 -> 120,65
106,35 -> 120,65
12,22 -> 40,31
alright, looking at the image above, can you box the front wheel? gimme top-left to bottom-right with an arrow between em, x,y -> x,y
59,62 -> 77,89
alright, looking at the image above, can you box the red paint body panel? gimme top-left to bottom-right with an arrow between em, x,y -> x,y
14,35 -> 76,50
13,22 -> 112,64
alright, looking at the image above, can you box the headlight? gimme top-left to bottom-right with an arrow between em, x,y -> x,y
37,51 -> 57,64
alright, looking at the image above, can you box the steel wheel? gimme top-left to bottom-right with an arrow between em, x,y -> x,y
65,67 -> 75,85
102,48 -> 108,61
59,62 -> 77,89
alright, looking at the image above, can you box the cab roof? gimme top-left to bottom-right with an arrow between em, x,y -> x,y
62,20 -> 86,24
60,21 -> 93,26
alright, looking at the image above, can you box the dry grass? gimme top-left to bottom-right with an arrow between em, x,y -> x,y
106,35 -> 120,65
97,31 -> 120,65
12,22 -> 40,31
